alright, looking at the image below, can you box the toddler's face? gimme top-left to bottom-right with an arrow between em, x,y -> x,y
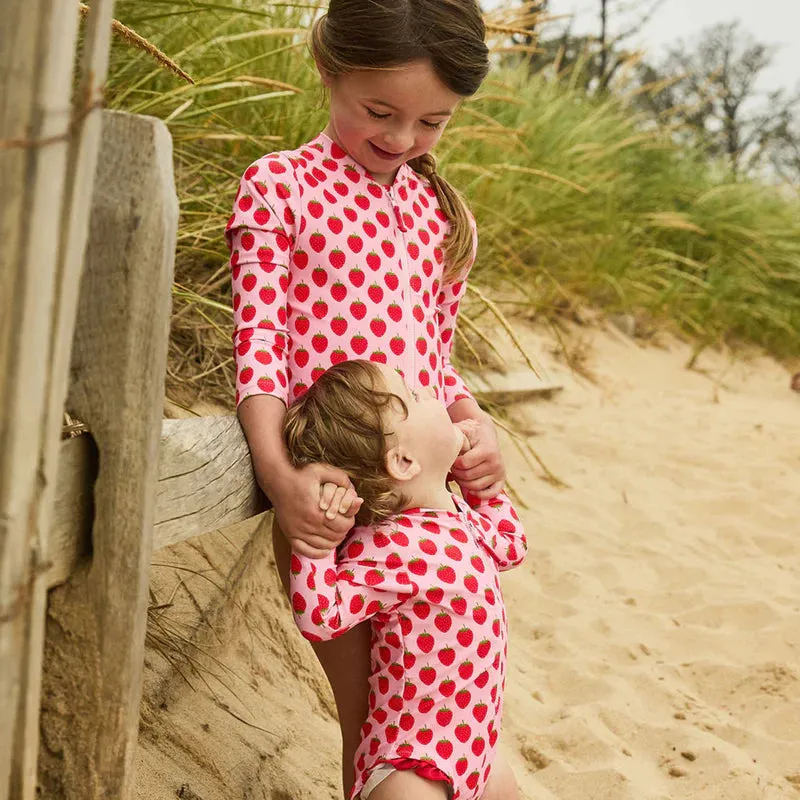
320,59 -> 461,182
376,363 -> 463,473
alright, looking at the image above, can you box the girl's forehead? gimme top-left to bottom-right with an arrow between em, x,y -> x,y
341,60 -> 461,115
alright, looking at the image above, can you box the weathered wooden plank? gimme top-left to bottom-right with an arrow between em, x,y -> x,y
0,0 -> 98,795
10,2 -> 116,796
463,368 -> 564,404
47,417 -> 264,588
38,110 -> 177,800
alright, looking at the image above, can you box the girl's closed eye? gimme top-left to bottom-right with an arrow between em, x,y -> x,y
366,107 -> 390,120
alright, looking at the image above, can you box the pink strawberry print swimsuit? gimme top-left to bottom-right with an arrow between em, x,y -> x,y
289,492 -> 527,800
226,132 -> 476,407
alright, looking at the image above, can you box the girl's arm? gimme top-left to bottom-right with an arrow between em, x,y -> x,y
229,157 -> 357,553
463,491 -> 527,572
289,545 -> 416,642
237,395 -> 357,558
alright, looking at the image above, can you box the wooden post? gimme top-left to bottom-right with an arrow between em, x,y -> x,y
0,1 -> 113,797
38,110 -> 177,799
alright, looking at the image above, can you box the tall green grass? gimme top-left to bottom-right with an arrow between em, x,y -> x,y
104,1 -> 800,402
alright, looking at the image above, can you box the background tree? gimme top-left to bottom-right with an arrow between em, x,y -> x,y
636,21 -> 800,176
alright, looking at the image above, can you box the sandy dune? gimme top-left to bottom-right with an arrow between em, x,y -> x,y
135,321 -> 800,800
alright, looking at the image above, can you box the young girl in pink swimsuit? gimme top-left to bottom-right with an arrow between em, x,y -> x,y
283,359 -> 526,800
227,1 -> 507,796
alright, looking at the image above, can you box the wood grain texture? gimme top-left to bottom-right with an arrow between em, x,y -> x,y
47,417 -> 264,588
38,110 -> 177,800
10,2 -> 116,796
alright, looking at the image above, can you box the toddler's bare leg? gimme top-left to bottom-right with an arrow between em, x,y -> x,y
272,519 -> 371,799
482,751 -> 519,800
369,771 -> 450,800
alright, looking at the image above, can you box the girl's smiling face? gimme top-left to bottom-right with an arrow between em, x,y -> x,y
319,59 -> 462,184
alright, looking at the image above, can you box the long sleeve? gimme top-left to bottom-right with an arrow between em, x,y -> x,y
226,154 -> 298,406
436,214 -> 478,407
289,546 -> 417,642
463,491 -> 527,572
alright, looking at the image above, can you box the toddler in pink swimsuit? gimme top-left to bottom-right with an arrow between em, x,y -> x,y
283,360 -> 527,800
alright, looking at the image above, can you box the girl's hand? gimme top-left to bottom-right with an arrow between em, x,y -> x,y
269,463 -> 363,559
450,415 -> 506,499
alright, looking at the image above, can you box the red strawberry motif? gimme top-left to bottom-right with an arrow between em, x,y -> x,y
407,241 -> 420,259
455,689 -> 471,711
386,724 -> 399,744
327,215 -> 343,234
385,552 -> 402,570
472,736 -> 486,757
381,240 -> 395,257
259,285 -> 277,305
294,282 -> 310,302
365,251 -> 381,271
477,638 -> 491,659
255,349 -> 272,365
403,681 -> 417,701
331,281 -> 347,302
439,678 -> 455,697
455,756 -> 469,775
363,220 -> 377,238
258,376 -> 276,393
354,194 -> 370,210
238,194 -> 253,212
435,612 -> 452,633
387,303 -> 402,322
436,708 -> 453,727
408,558 -> 427,576
445,544 -> 463,561
308,200 -> 323,219
294,250 -> 309,269
333,181 -> 348,196
471,555 -> 485,573
349,267 -> 365,288
419,666 -> 436,686
467,772 -> 480,791
329,249 -> 346,269
241,304 -> 256,323
309,232 -> 326,252
267,159 -> 286,175
388,663 -> 404,681
275,182 -> 291,200
376,210 -> 390,227
390,336 -> 405,355
417,632 -> 434,653
351,335 -> 368,355
399,713 -> 415,732
416,727 -> 433,745
457,627 -> 474,648
418,695 -> 435,714
244,164 -> 258,180
239,366 -> 253,384
312,267 -> 327,287
438,646 -> 456,667
349,594 -> 365,614
311,365 -> 325,381
364,569 -> 384,586
291,592 -> 306,614
331,348 -> 347,364
241,272 -> 257,292
370,350 -> 387,364
331,316 -> 347,335
473,701 -> 488,722
475,670 -> 490,689
368,283 -> 384,303
410,273 -> 422,292
464,573 -> 478,593
412,600 -> 430,620
436,740 -> 453,760
343,206 -> 357,223
240,232 -> 255,250
312,299 -> 328,319
347,234 -> 363,253
311,333 -> 328,353
437,565 -> 456,584
370,317 -> 387,337
367,183 -> 383,198
450,595 -> 467,616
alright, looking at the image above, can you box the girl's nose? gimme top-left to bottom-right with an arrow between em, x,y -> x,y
385,128 -> 414,154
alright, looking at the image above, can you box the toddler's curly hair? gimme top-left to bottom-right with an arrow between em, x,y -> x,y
283,360 -> 410,527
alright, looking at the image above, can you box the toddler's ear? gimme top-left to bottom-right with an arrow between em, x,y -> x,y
385,445 -> 421,483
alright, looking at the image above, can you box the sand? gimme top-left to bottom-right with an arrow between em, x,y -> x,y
135,319 -> 800,800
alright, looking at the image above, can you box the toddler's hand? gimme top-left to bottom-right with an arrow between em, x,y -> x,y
270,463 -> 362,559
319,481 -> 363,520
450,415 -> 506,499
455,418 -> 481,454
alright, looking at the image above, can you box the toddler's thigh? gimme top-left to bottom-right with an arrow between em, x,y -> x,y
368,770 -> 450,800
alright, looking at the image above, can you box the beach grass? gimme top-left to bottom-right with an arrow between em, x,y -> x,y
102,0 -> 800,404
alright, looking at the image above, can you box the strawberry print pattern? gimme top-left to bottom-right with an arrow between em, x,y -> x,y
226,132 -> 476,407
289,492 -> 527,800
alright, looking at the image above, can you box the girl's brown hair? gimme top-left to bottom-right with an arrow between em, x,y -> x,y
311,0 -> 489,282
283,360 -> 409,527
